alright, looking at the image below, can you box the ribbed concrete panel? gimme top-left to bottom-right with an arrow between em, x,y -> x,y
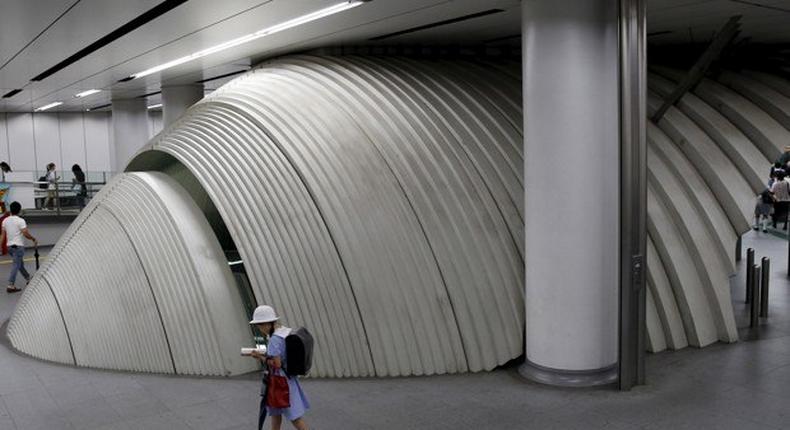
9,172 -> 253,376
150,107 -> 376,377
653,67 -> 790,161
647,183 -> 718,347
645,289 -> 667,353
43,205 -> 172,372
647,144 -> 738,342
137,55 -> 524,376
648,123 -> 737,275
649,73 -> 768,193
648,95 -> 752,233
719,71 -> 790,131
646,237 -> 688,350
99,172 -> 257,376
744,70 -> 790,99
6,277 -> 74,365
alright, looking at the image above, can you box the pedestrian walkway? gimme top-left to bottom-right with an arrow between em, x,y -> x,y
1,234 -> 790,429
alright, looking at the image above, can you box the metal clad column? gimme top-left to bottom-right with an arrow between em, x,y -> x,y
618,0 -> 647,390
520,0 -> 620,386
111,98 -> 149,173
162,84 -> 204,127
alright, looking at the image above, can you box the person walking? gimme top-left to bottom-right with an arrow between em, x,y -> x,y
1,201 -> 37,293
42,163 -> 60,210
771,170 -> 790,230
71,164 -> 87,208
248,305 -> 310,430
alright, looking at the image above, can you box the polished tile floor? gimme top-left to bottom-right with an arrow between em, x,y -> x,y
1,231 -> 790,429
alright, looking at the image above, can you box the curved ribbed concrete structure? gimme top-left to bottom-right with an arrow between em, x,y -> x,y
10,56 -> 524,377
7,172 -> 256,376
8,54 -> 790,374
643,67 -> 790,352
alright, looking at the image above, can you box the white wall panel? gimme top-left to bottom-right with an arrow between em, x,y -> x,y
0,114 -> 10,164
6,113 -> 36,170
84,112 -> 111,172
32,114 -> 61,173
0,112 -> 111,174
58,113 -> 87,171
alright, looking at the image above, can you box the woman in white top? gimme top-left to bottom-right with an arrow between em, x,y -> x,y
42,163 -> 60,210
771,170 -> 790,230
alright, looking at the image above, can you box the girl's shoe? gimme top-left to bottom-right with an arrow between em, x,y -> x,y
6,286 -> 21,293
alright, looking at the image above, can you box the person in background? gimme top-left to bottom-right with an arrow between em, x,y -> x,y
0,161 -> 11,182
776,146 -> 790,169
42,163 -> 59,210
771,169 -> 790,230
0,201 -> 37,293
248,305 -> 310,430
754,188 -> 773,232
71,164 -> 87,208
768,167 -> 779,189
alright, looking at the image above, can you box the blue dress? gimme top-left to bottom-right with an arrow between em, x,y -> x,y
266,330 -> 310,421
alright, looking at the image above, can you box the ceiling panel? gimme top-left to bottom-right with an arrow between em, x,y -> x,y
1,0 -> 521,112
2,0 -> 789,112
0,0 -> 77,70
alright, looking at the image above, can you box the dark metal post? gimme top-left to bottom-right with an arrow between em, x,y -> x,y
736,236 -> 742,262
750,264 -> 760,328
761,257 -> 770,318
746,248 -> 754,303
618,0 -> 648,391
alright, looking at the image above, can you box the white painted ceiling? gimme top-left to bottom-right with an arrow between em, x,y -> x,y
0,0 -> 521,112
0,0 -> 788,112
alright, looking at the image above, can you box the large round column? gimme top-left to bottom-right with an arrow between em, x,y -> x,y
162,84 -> 203,127
111,98 -> 149,173
520,0 -> 620,386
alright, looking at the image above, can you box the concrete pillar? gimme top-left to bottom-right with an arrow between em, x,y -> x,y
111,98 -> 148,173
520,0 -> 620,386
162,84 -> 203,127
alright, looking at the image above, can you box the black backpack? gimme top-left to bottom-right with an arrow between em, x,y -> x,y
284,327 -> 314,377
38,176 -> 47,189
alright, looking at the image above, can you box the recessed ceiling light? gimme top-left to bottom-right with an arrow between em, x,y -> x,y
147,103 -> 163,109
75,89 -> 101,98
124,0 -> 367,81
35,101 -> 63,112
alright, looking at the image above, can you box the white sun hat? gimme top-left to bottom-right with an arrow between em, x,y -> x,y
249,305 -> 279,324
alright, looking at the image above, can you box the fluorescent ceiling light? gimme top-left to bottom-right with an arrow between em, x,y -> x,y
75,89 -> 101,98
127,0 -> 365,80
35,101 -> 63,112
147,103 -> 163,109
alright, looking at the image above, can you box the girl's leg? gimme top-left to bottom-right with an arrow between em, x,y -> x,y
271,415 -> 282,430
291,418 -> 308,430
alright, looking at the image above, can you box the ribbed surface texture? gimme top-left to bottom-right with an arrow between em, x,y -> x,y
7,172 -> 256,376
10,56 -> 785,375
138,56 -> 525,377
644,67 -> 790,352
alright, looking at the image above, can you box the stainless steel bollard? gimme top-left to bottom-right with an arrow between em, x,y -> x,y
761,257 -> 770,318
750,264 -> 761,328
747,248 -> 755,303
